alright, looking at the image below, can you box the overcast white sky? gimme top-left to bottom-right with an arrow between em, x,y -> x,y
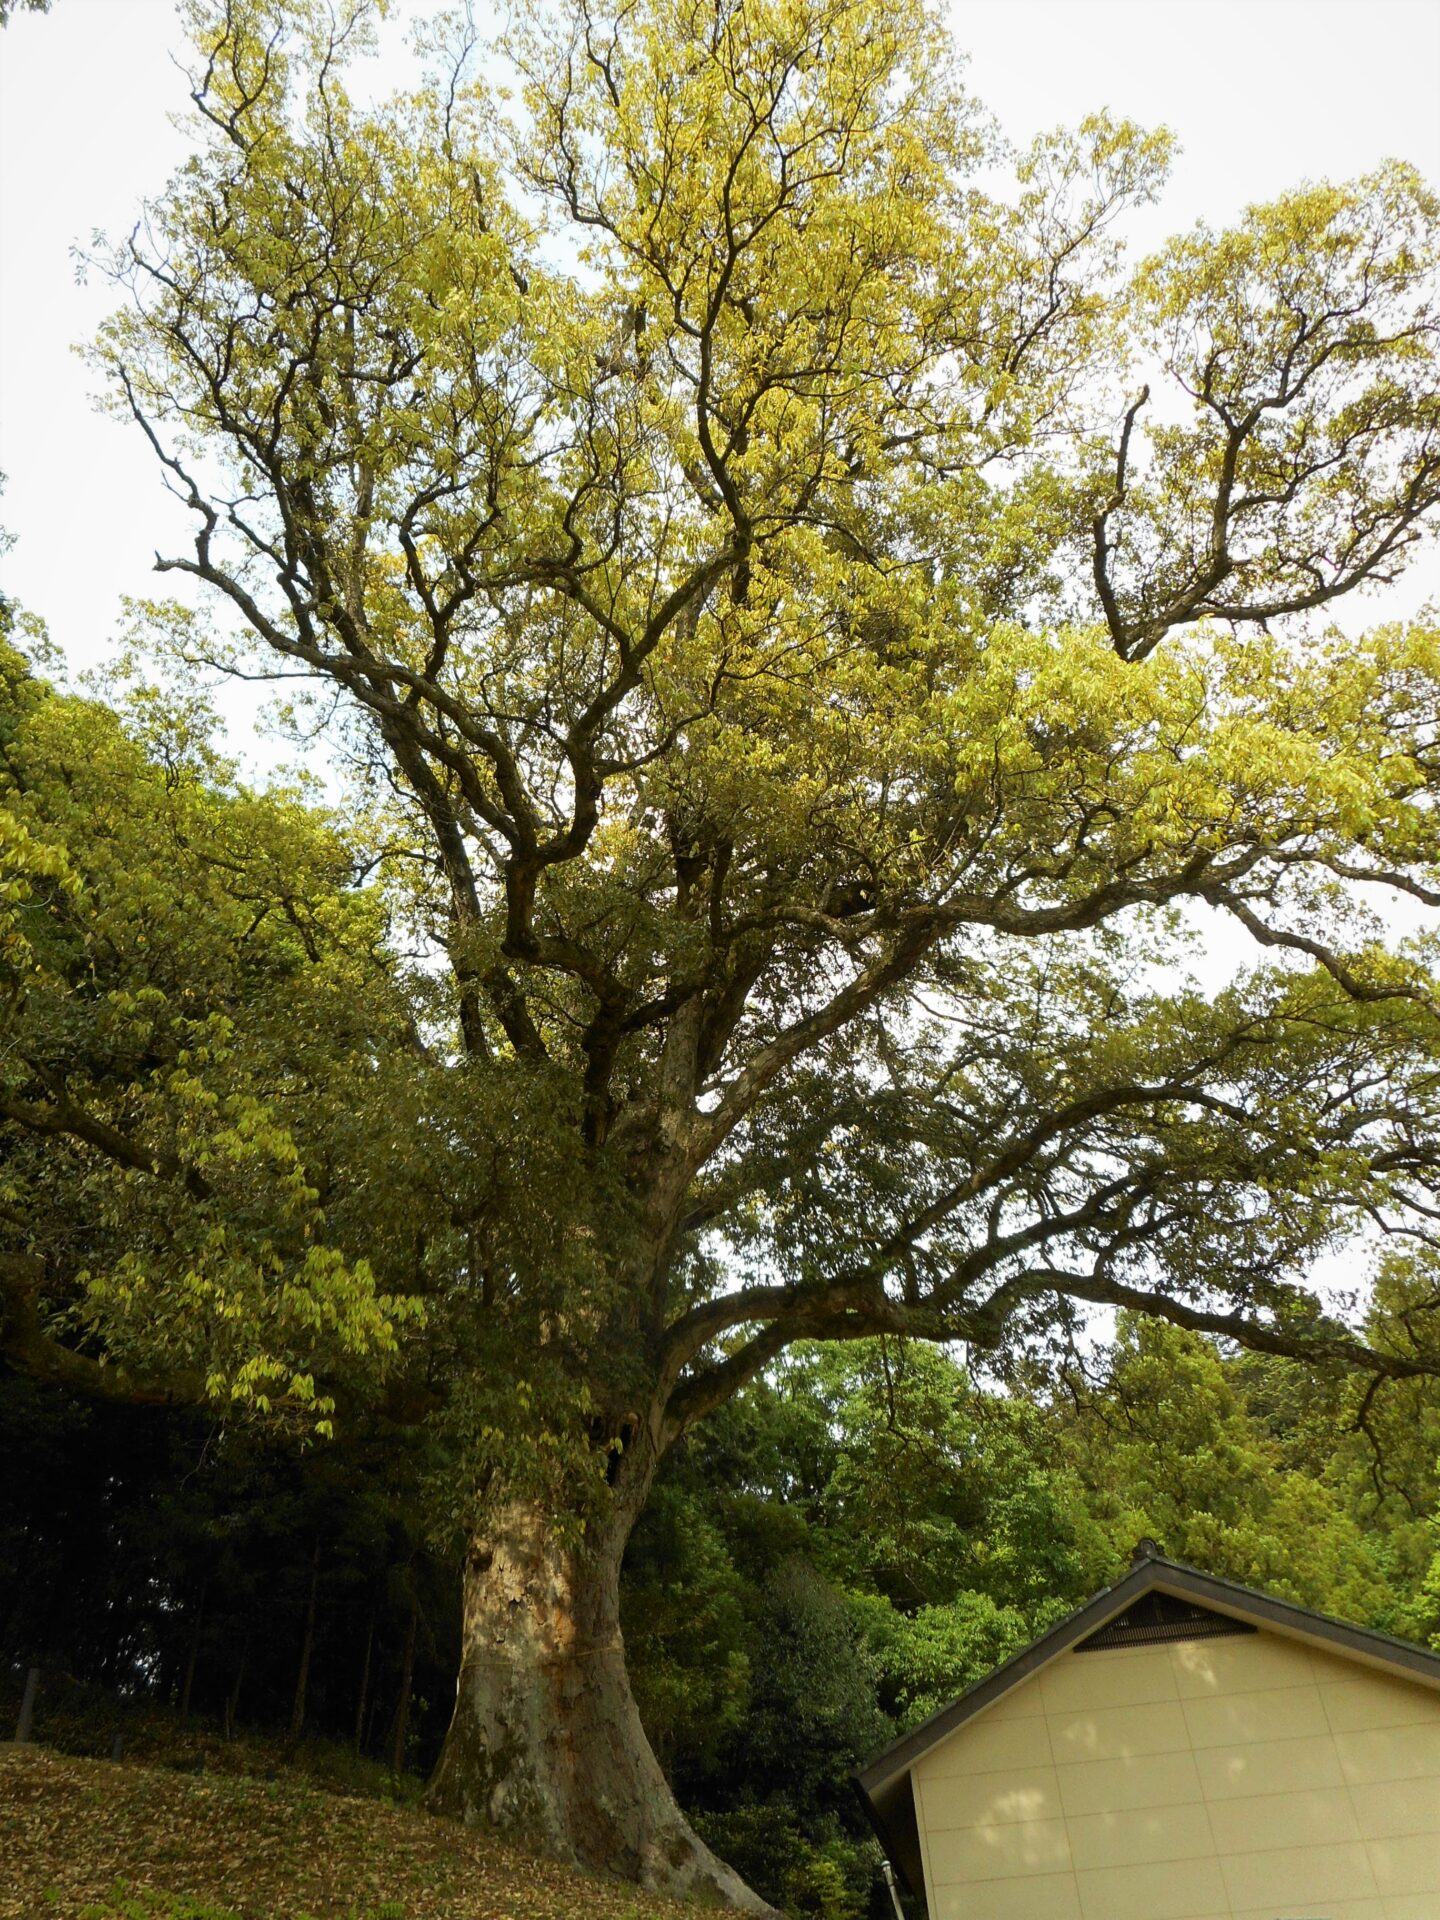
1,0 -> 1438,688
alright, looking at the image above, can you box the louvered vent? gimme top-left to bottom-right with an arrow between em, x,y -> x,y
1076,1589 -> 1257,1651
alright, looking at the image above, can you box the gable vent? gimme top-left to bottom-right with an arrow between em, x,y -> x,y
1076,1588 -> 1258,1651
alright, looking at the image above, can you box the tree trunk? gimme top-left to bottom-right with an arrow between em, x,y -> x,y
289,1539 -> 321,1742
389,1588 -> 418,1776
223,1636 -> 248,1743
180,1576 -> 207,1720
14,1665 -> 39,1744
354,1605 -> 376,1755
426,1496 -> 772,1913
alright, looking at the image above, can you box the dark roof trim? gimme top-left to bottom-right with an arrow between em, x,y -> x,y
857,1548 -> 1440,1804
857,1556 -> 1155,1799
850,1771 -> 924,1909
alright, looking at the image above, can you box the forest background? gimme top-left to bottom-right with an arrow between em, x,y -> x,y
8,1265 -> 1440,1920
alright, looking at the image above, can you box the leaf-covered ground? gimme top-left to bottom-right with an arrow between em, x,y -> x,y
0,1745 -> 696,1920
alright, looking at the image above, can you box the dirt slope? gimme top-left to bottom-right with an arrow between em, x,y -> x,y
0,1745 -> 699,1920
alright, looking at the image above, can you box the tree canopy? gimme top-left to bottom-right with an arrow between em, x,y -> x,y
0,616 -> 420,1425
0,0 -> 52,28
2,0 -> 1439,1900
71,0 -> 1440,1453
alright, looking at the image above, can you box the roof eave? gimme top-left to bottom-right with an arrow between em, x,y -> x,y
857,1558 -> 1155,1799
857,1551 -> 1440,1806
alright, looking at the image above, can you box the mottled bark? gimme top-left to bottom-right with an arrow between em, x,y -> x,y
427,1497 -> 773,1913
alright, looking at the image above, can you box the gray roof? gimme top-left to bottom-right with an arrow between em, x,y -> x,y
855,1544 -> 1440,1907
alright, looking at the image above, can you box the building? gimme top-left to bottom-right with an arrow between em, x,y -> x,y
856,1541 -> 1440,1920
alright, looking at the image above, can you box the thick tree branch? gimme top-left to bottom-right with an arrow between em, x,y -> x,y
0,1252 -> 206,1408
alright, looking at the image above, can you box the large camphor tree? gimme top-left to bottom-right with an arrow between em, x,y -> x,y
6,0 -> 1440,1904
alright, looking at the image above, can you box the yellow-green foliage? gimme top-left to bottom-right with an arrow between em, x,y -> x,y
0,638 -> 423,1428
28,0 -> 1440,1496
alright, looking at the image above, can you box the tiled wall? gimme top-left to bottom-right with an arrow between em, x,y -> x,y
911,1626 -> 1440,1920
